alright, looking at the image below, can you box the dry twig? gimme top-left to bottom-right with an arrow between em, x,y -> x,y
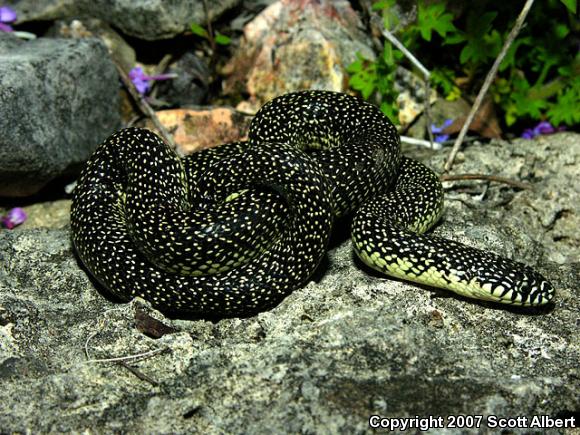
117,361 -> 160,387
370,15 -> 435,148
424,80 -> 435,145
441,173 -> 532,190
400,135 -> 442,150
201,0 -> 220,69
83,307 -> 172,366
371,16 -> 430,78
85,347 -> 170,364
113,61 -> 176,149
444,0 -> 536,172
149,53 -> 174,99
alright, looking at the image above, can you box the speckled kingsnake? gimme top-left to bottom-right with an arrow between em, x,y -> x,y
71,90 -> 554,316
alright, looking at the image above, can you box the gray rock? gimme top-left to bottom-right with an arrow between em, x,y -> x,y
0,34 -> 121,197
427,132 -> 580,266
7,0 -> 241,41
0,133 -> 578,433
17,199 -> 71,229
51,18 -> 138,74
155,51 -> 210,107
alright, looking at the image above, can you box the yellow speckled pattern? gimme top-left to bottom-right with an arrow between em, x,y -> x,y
71,91 -> 554,316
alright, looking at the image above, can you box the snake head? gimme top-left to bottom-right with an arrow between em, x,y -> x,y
513,273 -> 555,306
475,263 -> 555,307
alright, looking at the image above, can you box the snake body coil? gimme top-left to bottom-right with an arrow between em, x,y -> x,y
71,91 -> 554,316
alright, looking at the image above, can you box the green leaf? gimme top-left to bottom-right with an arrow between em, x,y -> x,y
493,77 -> 511,95
509,76 -> 548,121
347,54 -> 378,100
467,11 -> 497,39
531,47 -> 562,85
459,44 -> 475,64
347,56 -> 363,74
560,0 -> 577,13
557,66 -> 572,76
504,102 -> 518,126
431,67 -> 460,100
459,33 -> 501,65
380,0 -> 400,31
444,31 -> 466,45
455,10 -> 500,66
372,0 -> 393,11
431,12 -> 456,38
375,69 -> 396,96
417,2 -> 457,41
215,32 -> 231,45
382,43 -> 394,64
547,84 -> 580,125
499,36 -> 532,71
190,23 -> 208,38
498,75 -> 548,125
484,30 -> 502,58
379,101 -> 399,123
356,77 -> 377,99
554,23 -> 570,39
381,44 -> 403,65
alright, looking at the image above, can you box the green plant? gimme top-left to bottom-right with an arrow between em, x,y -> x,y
190,22 -> 231,46
347,45 -> 402,121
348,0 -> 579,131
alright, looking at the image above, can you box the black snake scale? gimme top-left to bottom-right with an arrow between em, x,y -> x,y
71,91 -> 554,316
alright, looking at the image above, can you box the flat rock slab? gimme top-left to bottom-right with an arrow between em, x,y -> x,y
0,134 -> 578,433
0,34 -> 120,196
0,232 -> 577,433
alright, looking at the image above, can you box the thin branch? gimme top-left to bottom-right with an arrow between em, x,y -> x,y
113,60 -> 176,149
149,53 -> 174,99
202,0 -> 219,69
202,0 -> 216,52
423,80 -> 435,146
400,135 -> 480,149
117,361 -> 160,387
371,15 -> 434,148
83,308 -> 172,365
86,347 -> 170,364
444,0 -> 536,172
13,31 -> 36,40
400,135 -> 442,150
84,306 -> 127,360
440,173 -> 532,190
84,329 -> 100,360
372,16 -> 430,78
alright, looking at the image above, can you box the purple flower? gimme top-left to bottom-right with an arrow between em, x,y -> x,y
1,207 -> 27,229
128,67 -> 151,95
128,66 -> 177,95
521,121 -> 565,139
0,6 -> 16,22
0,6 -> 16,32
534,121 -> 556,135
521,128 -> 535,139
430,118 -> 453,143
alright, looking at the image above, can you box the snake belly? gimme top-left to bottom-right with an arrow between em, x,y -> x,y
71,90 -> 554,316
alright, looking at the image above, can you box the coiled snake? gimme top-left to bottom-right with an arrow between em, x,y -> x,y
71,91 -> 554,316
